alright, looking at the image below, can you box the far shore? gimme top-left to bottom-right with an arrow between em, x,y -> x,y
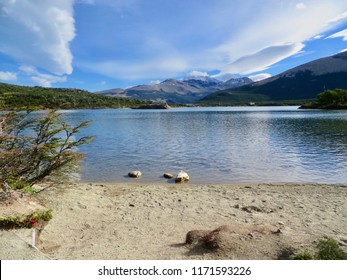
1,182 -> 346,260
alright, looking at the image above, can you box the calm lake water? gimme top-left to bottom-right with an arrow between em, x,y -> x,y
60,106 -> 347,184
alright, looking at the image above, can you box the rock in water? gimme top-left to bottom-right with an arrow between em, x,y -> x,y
175,171 -> 189,183
163,173 -> 174,179
128,171 -> 142,178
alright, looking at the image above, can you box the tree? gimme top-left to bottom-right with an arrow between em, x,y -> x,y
0,111 -> 93,188
316,89 -> 347,108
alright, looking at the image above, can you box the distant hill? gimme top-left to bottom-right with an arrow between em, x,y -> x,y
200,51 -> 347,105
0,82 -> 150,110
96,76 -> 252,104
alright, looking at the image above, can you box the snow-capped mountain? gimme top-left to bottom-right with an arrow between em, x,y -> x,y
96,76 -> 252,104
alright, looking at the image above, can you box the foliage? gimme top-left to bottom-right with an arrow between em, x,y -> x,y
316,89 -> 347,109
290,238 -> 347,260
6,179 -> 36,194
300,89 -> 347,109
0,111 -> 93,187
290,251 -> 314,260
0,82 -> 151,110
0,210 -> 53,229
316,238 -> 347,260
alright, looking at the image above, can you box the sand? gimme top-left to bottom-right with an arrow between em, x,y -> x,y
1,182 -> 346,260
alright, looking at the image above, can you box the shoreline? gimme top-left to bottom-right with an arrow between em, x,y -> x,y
77,178 -> 347,185
1,182 -> 346,260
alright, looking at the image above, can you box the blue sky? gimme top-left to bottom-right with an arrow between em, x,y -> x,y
1,0 -> 347,92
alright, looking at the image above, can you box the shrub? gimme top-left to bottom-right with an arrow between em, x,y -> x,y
317,89 -> 347,108
291,251 -> 314,260
0,111 -> 93,188
290,238 -> 347,260
316,238 -> 347,260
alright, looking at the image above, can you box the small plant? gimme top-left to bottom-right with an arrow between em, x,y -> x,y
0,209 -> 53,229
6,179 -> 35,194
291,251 -> 314,260
316,238 -> 347,260
289,238 -> 347,260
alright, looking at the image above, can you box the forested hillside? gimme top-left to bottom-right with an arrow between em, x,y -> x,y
0,82 -> 150,110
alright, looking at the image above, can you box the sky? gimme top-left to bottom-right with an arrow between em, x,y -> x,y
1,0 -> 347,92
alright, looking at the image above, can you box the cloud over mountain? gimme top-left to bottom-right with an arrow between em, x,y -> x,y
222,43 -> 305,74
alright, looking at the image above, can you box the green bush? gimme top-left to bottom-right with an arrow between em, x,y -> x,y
317,89 -> 347,108
316,238 -> 347,260
291,238 -> 347,260
0,111 -> 93,188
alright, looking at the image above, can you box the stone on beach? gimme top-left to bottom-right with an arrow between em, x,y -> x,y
175,171 -> 189,183
128,171 -> 142,178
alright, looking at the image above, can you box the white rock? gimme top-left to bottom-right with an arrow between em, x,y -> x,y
175,171 -> 189,183
128,171 -> 142,178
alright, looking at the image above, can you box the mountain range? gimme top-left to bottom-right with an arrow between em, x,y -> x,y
96,76 -> 252,104
200,51 -> 347,105
2,51 -> 346,108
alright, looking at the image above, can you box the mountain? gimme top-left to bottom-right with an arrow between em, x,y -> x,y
96,76 -> 252,104
200,51 -> 347,105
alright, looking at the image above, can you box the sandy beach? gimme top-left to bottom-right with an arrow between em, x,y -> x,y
1,182 -> 346,260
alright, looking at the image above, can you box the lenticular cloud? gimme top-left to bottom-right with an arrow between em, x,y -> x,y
0,0 -> 75,75
223,43 -> 305,74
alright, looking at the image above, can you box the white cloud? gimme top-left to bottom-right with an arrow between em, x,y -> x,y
312,34 -> 324,40
222,43 -> 304,74
248,73 -> 272,82
338,48 -> 347,53
19,65 -> 37,75
20,65 -> 66,87
295,3 -> 306,10
211,1 -> 347,76
328,11 -> 347,23
0,0 -> 75,75
149,80 -> 161,85
326,29 -> 347,41
31,73 -> 67,87
0,71 -> 17,81
187,70 -> 209,77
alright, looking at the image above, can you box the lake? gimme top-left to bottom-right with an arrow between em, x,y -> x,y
60,106 -> 347,184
